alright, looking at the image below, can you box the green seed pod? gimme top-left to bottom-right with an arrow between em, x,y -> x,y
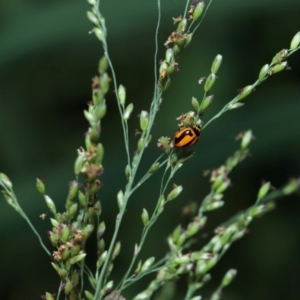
176,233 -> 186,247
166,63 -> 175,75
84,291 -> 94,300
68,181 -> 78,201
102,281 -> 113,294
185,33 -> 193,48
221,269 -> 237,287
69,290 -> 77,300
112,241 -> 121,260
173,44 -> 181,56
74,150 -> 85,175
172,225 -> 181,243
89,126 -> 100,143
99,73 -> 110,94
94,200 -> 101,217
85,133 -> 91,150
36,178 -> 45,195
176,37 -> 186,47
176,18 -> 187,33
258,64 -> 269,81
237,85 -> 253,101
125,165 -> 131,181
210,291 -> 221,300
61,247 -> 70,260
186,220 -> 201,237
70,244 -> 81,256
78,190 -> 86,207
141,208 -> 149,227
205,200 -> 224,211
0,173 -> 13,190
49,232 -> 59,247
271,49 -> 287,64
227,102 -> 244,110
241,130 -> 253,149
132,154 -> 139,167
157,195 -> 165,214
71,270 -> 79,283
95,143 -> 104,165
200,95 -> 213,112
169,153 -> 178,166
257,181 -> 270,200
211,54 -> 223,74
206,255 -> 218,271
215,179 -> 230,194
83,224 -> 94,239
212,174 -> 225,190
149,162 -> 160,174
95,103 -> 107,119
193,1 -> 205,21
141,257 -> 155,273
165,48 -> 174,63
199,216 -> 207,227
271,52 -> 282,64
167,185 -> 183,201
97,221 -> 106,238
98,238 -> 105,254
134,260 -> 142,274
269,61 -> 287,74
96,251 -> 107,269
175,255 -> 190,265
190,297 -> 202,300
248,205 -> 265,217
98,56 -> 108,74
51,262 -> 62,276
92,89 -> 104,105
86,11 -> 98,25
118,85 -> 126,106
191,97 -> 200,112
70,253 -> 86,265
204,73 -> 216,92
94,27 -> 103,41
211,235 -> 222,253
45,292 -> 55,300
84,110 -> 95,123
159,61 -> 168,76
123,103 -> 134,120
117,190 -> 124,210
50,218 -> 59,228
44,195 -> 56,215
140,110 -> 149,131
137,137 -> 144,152
67,203 -> 78,220
283,179 -> 299,195
290,31 -> 300,50
60,225 -> 70,243
147,134 -> 152,146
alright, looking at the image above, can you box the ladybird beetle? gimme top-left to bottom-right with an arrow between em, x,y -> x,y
173,125 -> 201,148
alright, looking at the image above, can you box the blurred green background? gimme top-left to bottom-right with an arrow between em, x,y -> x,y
1,0 -> 300,299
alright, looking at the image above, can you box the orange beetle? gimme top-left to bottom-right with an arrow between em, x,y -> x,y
173,125 -> 201,148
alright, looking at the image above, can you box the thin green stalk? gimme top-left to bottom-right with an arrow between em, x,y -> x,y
192,0 -> 213,35
55,281 -> 63,300
183,0 -> 191,19
152,0 -> 161,99
203,45 -> 300,130
117,162 -> 179,293
184,283 -> 197,300
0,182 -> 51,257
94,2 -> 131,167
131,154 -> 166,194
